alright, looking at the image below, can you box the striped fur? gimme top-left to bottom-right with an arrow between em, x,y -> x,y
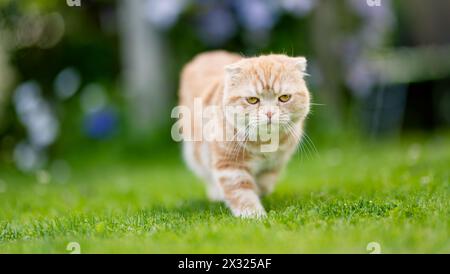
178,51 -> 310,218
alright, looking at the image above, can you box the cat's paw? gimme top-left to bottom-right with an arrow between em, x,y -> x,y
232,205 -> 267,219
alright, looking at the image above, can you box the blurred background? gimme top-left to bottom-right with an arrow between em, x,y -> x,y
0,0 -> 449,176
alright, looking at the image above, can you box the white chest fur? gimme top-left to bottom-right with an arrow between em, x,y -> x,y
249,149 -> 287,175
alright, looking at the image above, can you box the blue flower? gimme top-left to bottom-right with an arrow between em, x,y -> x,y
83,108 -> 118,139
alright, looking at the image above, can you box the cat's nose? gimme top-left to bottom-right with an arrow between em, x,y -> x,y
266,111 -> 273,121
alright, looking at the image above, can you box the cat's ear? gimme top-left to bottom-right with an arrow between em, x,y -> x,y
224,63 -> 242,76
292,57 -> 307,73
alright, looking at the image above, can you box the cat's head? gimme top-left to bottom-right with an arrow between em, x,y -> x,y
223,54 -> 310,134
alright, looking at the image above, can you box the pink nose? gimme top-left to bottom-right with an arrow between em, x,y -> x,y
266,112 -> 273,119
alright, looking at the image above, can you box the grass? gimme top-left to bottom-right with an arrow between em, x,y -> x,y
0,134 -> 449,253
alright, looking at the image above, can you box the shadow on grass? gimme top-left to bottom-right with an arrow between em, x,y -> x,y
145,192 -> 397,221
147,199 -> 228,218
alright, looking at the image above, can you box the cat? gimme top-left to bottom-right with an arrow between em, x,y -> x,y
177,50 -> 311,218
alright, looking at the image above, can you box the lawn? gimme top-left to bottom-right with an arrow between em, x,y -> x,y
0,134 -> 449,253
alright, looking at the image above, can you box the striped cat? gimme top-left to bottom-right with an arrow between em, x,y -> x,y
178,51 -> 311,218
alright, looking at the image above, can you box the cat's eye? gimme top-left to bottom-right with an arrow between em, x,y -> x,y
246,97 -> 259,104
278,94 -> 291,102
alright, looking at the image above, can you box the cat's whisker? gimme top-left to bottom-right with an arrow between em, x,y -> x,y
231,123 -> 252,161
288,123 -> 317,160
285,121 -> 312,161
225,128 -> 242,152
225,124 -> 249,159
303,132 -> 319,157
283,123 -> 304,162
240,123 -> 257,160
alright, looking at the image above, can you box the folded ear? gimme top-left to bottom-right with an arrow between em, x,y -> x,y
292,57 -> 307,73
224,63 -> 242,76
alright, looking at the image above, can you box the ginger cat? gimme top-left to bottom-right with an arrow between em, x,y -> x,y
177,50 -> 310,218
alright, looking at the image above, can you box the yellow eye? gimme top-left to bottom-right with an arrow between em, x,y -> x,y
279,94 -> 291,102
246,97 -> 259,104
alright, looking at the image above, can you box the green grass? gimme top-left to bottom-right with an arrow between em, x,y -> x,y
0,134 -> 449,253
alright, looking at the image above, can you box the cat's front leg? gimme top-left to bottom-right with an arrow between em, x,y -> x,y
257,169 -> 279,196
213,167 -> 266,218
